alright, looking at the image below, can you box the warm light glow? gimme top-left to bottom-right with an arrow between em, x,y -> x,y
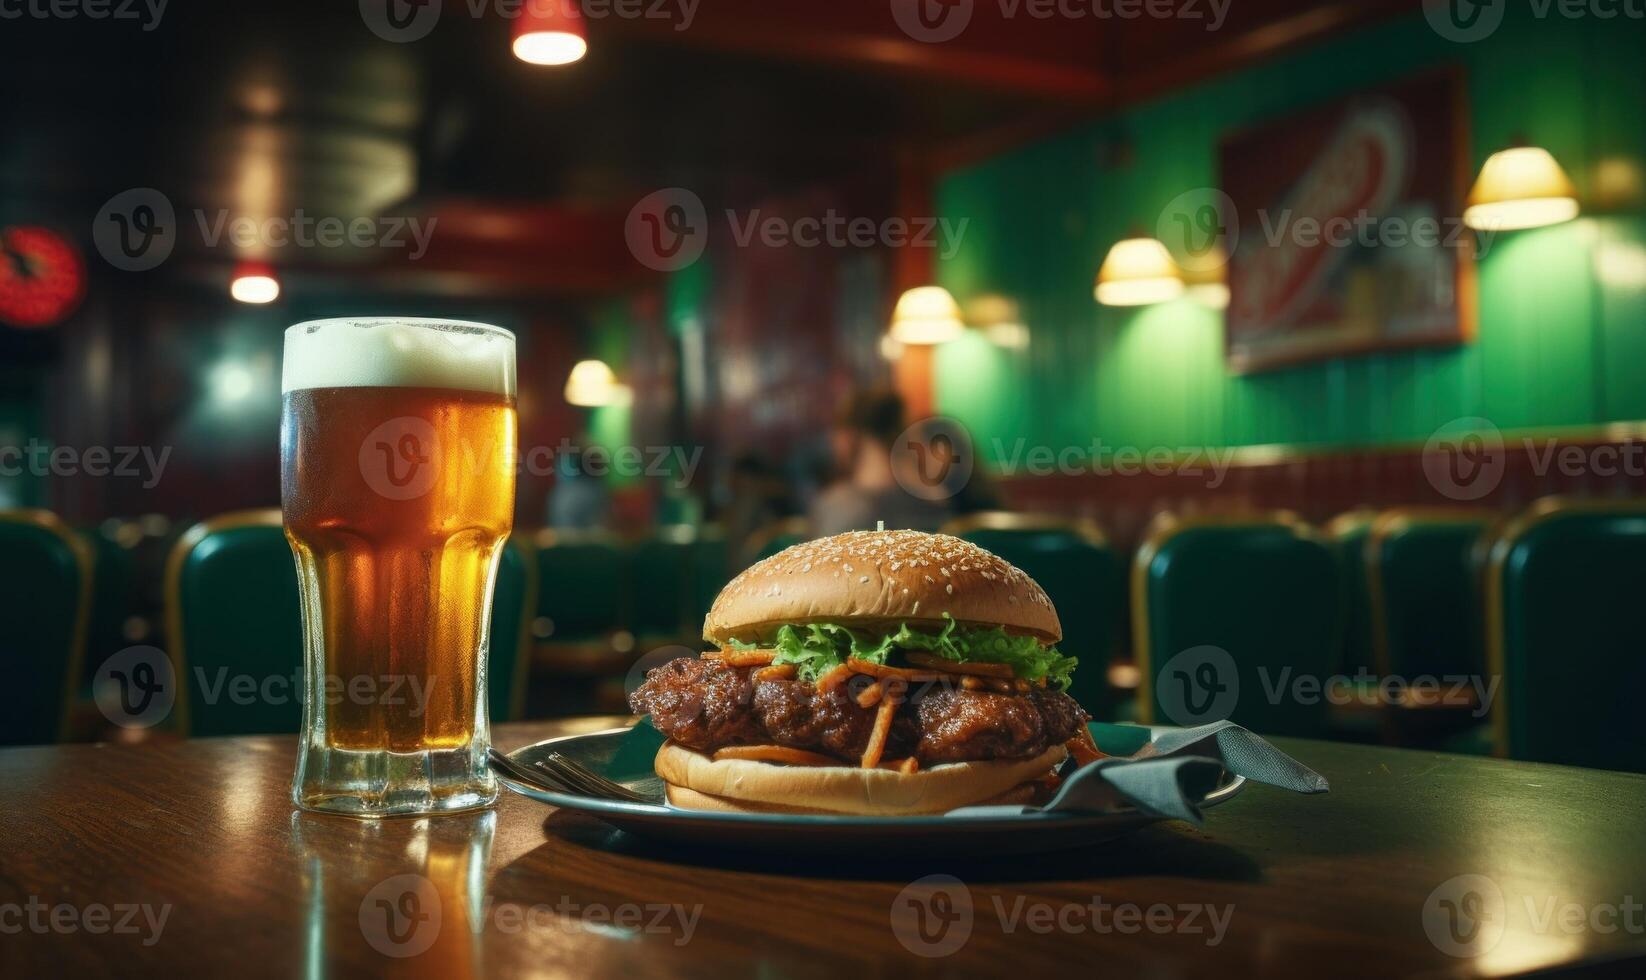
878,334 -> 905,361
1464,146 -> 1580,231
210,362 -> 255,403
1188,282 -> 1231,309
512,0 -> 587,65
565,359 -> 626,407
966,294 -> 1030,349
984,321 -> 1031,349
1096,237 -> 1184,306
513,31 -> 587,65
229,272 -> 280,304
888,285 -> 964,345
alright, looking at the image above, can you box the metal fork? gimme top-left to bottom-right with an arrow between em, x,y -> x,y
487,747 -> 572,793
533,751 -> 651,804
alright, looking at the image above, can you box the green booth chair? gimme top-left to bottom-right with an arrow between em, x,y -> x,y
166,510 -> 535,737
1324,509 -> 1378,677
1487,498 -> 1646,772
1133,512 -> 1341,738
0,510 -> 92,745
941,512 -> 1123,717
741,517 -> 810,567
688,527 -> 729,631
530,529 -> 632,714
625,526 -> 699,648
1362,508 -> 1496,749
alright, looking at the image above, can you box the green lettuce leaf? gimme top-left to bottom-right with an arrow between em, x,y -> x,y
733,616 -> 1075,690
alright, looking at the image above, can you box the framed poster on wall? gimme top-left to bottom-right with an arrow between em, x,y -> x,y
1220,68 -> 1475,373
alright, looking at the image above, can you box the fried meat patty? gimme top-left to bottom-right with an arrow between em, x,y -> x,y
629,657 -> 1088,764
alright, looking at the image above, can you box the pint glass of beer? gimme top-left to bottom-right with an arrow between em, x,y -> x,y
282,318 -> 516,816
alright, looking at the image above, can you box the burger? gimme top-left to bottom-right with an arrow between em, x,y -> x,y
628,529 -> 1102,815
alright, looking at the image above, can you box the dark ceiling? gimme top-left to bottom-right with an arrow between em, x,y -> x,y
0,0 -> 1413,296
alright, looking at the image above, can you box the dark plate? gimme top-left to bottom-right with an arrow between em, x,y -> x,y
499,722 -> 1245,854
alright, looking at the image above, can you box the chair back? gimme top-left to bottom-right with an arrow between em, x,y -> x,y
743,517 -> 810,566
168,511 -> 534,735
1324,510 -> 1377,674
0,511 -> 91,744
1367,509 -> 1494,680
942,513 -> 1122,715
532,530 -> 626,643
1134,513 -> 1340,737
626,528 -> 697,642
1487,498 -> 1646,771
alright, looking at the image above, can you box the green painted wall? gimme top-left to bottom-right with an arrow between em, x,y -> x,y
934,11 -> 1646,463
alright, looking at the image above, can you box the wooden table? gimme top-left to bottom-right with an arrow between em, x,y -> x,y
4,719 -> 1645,978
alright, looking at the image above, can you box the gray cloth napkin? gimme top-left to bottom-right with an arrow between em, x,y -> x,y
947,721 -> 1328,825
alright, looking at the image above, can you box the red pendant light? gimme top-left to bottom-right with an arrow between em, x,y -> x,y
512,0 -> 587,66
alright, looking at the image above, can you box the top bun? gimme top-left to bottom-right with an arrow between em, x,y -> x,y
704,529 -> 1060,645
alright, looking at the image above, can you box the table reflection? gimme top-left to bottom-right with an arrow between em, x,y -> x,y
289,809 -> 496,978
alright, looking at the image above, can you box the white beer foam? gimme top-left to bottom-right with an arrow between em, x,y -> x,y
282,318 -> 516,397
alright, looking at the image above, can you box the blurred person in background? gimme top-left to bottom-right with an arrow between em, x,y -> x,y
546,441 -> 611,531
719,452 -> 792,567
809,388 -> 952,536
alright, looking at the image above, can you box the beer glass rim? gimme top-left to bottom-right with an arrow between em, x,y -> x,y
285,317 -> 515,339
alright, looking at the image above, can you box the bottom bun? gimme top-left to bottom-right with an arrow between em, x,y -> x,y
654,740 -> 1066,816
664,780 -> 1041,815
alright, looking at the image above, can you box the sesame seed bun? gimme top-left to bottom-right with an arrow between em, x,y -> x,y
655,740 -> 1065,816
704,530 -> 1061,645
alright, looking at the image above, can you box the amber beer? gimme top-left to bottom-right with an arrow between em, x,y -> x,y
283,318 -> 516,816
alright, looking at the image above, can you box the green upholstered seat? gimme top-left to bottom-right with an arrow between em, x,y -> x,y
744,518 -> 810,566
944,515 -> 1123,717
1368,510 -> 1493,681
689,531 -> 729,632
531,531 -> 626,644
0,511 -> 91,745
487,536 -> 535,724
1324,510 -> 1377,675
625,531 -> 696,643
1134,515 -> 1340,737
168,511 -> 534,736
1487,499 -> 1646,772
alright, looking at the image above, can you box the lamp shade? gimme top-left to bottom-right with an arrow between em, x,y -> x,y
888,286 -> 964,345
1463,146 -> 1579,231
229,261 -> 280,304
565,358 -> 623,406
512,0 -> 588,66
1095,237 -> 1184,306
